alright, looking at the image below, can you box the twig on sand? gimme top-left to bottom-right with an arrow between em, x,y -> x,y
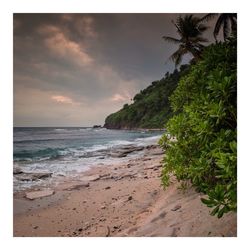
106,226 -> 110,237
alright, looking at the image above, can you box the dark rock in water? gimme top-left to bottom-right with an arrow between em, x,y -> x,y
16,172 -> 52,181
13,167 -> 23,175
93,125 -> 102,128
109,152 -> 127,158
109,145 -> 145,158
119,146 -> 144,154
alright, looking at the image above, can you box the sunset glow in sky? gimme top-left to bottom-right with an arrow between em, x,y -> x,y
14,13 -> 216,127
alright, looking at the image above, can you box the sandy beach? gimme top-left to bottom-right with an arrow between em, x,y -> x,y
13,145 -> 236,237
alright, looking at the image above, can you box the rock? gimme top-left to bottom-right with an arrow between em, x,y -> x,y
80,174 -> 100,182
171,204 -> 182,211
13,167 -> 23,175
62,182 -> 89,191
128,196 -> 133,201
144,164 -> 162,170
101,206 -> 106,209
116,173 -> 136,180
109,152 -> 127,158
78,228 -> 83,232
151,151 -> 164,156
153,164 -> 162,169
99,174 -> 110,180
146,145 -> 158,149
25,189 -> 55,200
33,226 -> 39,229
109,146 -> 145,158
93,125 -> 102,128
105,186 -> 111,190
143,158 -> 151,161
16,172 -> 52,181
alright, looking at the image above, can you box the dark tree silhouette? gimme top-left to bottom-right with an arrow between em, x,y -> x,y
163,14 -> 208,66
201,13 -> 237,41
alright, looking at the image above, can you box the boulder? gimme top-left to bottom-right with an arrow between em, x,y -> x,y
25,189 -> 55,200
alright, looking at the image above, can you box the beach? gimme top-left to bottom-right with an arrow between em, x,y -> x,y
13,144 -> 236,237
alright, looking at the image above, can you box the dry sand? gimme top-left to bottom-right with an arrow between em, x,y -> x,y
13,146 -> 236,237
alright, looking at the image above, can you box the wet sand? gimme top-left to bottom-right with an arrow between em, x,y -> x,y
13,145 -> 236,237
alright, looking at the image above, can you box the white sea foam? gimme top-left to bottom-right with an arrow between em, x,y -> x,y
13,128 -> 164,192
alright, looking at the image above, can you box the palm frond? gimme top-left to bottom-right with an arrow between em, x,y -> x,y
198,23 -> 209,33
170,45 -> 189,66
223,18 -> 230,39
200,13 -> 218,23
162,36 -> 181,44
190,36 -> 209,43
214,14 -> 224,39
229,15 -> 237,32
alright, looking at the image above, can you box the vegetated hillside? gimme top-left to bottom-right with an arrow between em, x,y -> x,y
104,65 -> 190,129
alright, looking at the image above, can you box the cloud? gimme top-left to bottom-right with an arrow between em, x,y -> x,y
110,94 -> 128,102
51,95 -> 82,105
75,16 -> 98,38
39,25 -> 94,67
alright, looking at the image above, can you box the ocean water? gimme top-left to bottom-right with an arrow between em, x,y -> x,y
14,127 -> 163,191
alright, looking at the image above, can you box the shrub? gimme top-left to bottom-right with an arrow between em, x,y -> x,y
159,37 -> 237,218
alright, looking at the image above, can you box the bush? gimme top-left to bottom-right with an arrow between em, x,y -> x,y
159,37 -> 237,218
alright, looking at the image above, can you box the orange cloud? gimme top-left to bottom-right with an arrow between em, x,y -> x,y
51,95 -> 80,105
110,94 -> 128,102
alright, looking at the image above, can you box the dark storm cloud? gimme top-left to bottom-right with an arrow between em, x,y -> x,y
14,13 -> 216,126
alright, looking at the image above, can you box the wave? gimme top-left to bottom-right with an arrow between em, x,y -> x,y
135,135 -> 162,142
14,147 -> 66,161
54,128 -> 67,131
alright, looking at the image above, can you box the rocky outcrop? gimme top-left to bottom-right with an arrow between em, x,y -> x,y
108,145 -> 145,158
15,172 -> 52,181
25,189 -> 55,200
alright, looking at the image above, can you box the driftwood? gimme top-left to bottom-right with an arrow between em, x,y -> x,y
106,226 -> 110,237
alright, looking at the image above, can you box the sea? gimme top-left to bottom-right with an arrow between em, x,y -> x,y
13,127 -> 163,192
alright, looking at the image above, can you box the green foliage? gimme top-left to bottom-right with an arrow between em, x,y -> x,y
104,66 -> 190,129
159,38 -> 237,218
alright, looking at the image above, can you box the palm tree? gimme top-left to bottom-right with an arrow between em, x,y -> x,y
200,13 -> 237,41
163,14 -> 208,66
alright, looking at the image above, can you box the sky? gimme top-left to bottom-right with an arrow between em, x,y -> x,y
14,13 -> 217,127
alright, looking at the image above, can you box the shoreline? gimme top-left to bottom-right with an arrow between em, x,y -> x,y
13,145 -> 236,237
